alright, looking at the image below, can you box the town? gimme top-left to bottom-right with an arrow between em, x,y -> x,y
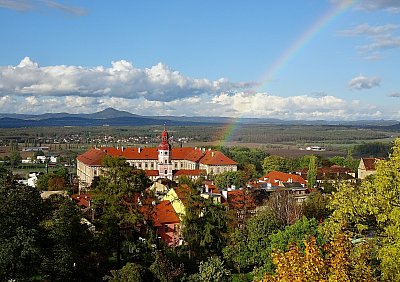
1,125 -> 397,281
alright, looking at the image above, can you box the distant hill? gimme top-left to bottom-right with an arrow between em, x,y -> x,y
0,108 -> 398,128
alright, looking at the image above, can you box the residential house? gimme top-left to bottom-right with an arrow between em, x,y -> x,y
358,158 -> 383,180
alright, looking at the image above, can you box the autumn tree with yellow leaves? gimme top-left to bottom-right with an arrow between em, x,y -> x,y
262,233 -> 376,282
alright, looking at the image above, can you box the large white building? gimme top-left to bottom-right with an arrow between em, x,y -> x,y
77,128 -> 237,191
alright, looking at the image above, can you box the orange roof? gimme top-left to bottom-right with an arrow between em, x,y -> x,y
103,147 -> 158,160
174,169 -> 205,176
260,171 -> 307,185
78,146 -> 236,167
77,148 -> 107,166
71,193 -> 93,208
199,150 -> 237,165
152,200 -> 180,226
145,170 -> 159,177
361,158 -> 382,171
171,147 -> 196,159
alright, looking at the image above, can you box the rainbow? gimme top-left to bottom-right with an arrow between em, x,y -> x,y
215,0 -> 358,147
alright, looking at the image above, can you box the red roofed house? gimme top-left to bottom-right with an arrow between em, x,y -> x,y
143,200 -> 182,247
358,158 -> 383,180
259,171 -> 307,187
77,128 -> 237,191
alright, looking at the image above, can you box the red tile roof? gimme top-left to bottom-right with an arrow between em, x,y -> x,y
71,193 -> 93,208
174,169 -> 206,176
77,148 -> 107,166
152,200 -> 180,227
199,150 -> 237,165
77,146 -> 237,167
145,170 -> 159,177
361,158 -> 383,171
260,171 -> 307,185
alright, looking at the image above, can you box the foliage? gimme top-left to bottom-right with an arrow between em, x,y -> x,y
149,250 -> 184,282
220,146 -> 268,176
326,138 -> 400,281
37,168 -> 70,191
269,217 -> 321,253
93,156 -> 152,268
303,191 -> 330,221
353,141 -> 391,158
182,191 -> 228,261
190,256 -> 231,282
104,262 -> 147,282
214,170 -> 246,189
265,188 -> 303,225
9,150 -> 22,167
262,155 -> 291,173
262,233 -> 376,282
223,209 -> 282,274
41,195 -> 94,281
0,170 -> 43,281
94,156 -> 152,227
307,155 -> 317,188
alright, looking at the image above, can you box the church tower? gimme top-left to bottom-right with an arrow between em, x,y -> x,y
158,126 -> 173,179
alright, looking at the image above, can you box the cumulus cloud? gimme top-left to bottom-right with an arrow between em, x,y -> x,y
0,57 -> 254,101
389,92 -> 400,97
0,0 -> 86,16
0,91 -> 383,121
348,75 -> 381,90
338,24 -> 400,58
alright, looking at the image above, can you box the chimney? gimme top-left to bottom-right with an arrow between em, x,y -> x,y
121,146 -> 124,151
138,147 -> 141,153
211,152 -> 214,157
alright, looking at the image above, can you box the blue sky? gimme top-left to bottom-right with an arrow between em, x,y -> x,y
0,0 -> 400,120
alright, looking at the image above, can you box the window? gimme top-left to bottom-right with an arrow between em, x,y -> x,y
164,170 -> 167,174
164,225 -> 168,232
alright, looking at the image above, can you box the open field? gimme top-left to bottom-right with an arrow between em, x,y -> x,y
1,124 -> 399,159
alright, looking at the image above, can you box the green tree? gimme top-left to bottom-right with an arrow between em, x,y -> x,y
182,189 -> 228,261
104,262 -> 147,282
214,170 -> 246,189
9,150 -> 22,167
307,155 -> 317,188
93,156 -> 152,267
191,256 -> 231,282
223,209 -> 282,274
0,169 -> 43,281
303,191 -> 330,221
41,195 -> 94,281
262,155 -> 290,174
149,251 -> 184,282
326,138 -> 400,281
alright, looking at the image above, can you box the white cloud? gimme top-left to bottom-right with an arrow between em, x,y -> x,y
338,24 -> 400,58
0,0 -> 86,16
332,0 -> 400,13
338,24 -> 400,36
357,0 -> 400,13
348,75 -> 381,90
0,57 -> 253,102
0,0 -> 32,11
0,92 -> 384,121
